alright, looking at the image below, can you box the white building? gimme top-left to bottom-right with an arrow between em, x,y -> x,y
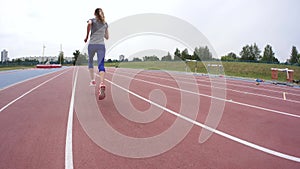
1,49 -> 9,63
20,56 -> 56,63
20,56 -> 73,63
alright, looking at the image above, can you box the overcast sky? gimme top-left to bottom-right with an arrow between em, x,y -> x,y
0,0 -> 299,62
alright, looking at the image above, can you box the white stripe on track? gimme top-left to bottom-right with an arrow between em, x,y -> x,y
0,69 -> 70,113
113,70 -> 300,104
65,67 -> 78,169
105,78 -> 300,163
113,68 -> 300,97
108,72 -> 300,119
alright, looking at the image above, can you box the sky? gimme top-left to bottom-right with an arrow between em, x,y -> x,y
0,0 -> 299,62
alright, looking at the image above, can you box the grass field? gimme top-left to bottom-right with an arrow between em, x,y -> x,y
106,61 -> 300,82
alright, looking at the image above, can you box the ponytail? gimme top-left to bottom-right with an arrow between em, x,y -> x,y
94,8 -> 105,23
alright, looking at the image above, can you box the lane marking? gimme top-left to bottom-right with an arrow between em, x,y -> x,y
107,72 -> 300,119
65,67 -> 77,169
114,68 -> 300,97
0,69 -> 70,113
105,78 -> 300,163
176,71 -> 300,96
113,70 -> 300,104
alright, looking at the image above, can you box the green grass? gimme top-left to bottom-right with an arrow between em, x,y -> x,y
105,61 -> 300,82
221,62 -> 300,81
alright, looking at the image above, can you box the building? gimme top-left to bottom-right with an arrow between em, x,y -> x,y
1,49 -> 9,63
19,56 -> 73,63
20,56 -> 56,63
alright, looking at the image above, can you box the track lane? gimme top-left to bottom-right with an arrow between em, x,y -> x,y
71,67 -> 300,169
1,66 -> 299,169
107,69 -> 300,156
112,68 -> 300,100
0,68 -> 68,90
0,68 -> 71,109
0,68 -> 73,169
107,70 -> 300,118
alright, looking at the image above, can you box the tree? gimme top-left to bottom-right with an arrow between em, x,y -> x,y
119,55 -> 125,62
72,50 -> 80,65
227,52 -> 237,59
132,57 -> 142,62
72,50 -> 88,65
174,48 -> 181,60
192,47 -> 200,60
202,46 -> 212,60
181,48 -> 191,60
261,44 -> 279,63
240,43 -> 261,61
76,53 -> 88,65
240,45 -> 251,60
58,51 -> 64,64
221,52 -> 237,61
192,46 -> 212,61
251,43 -> 261,60
143,55 -> 159,61
161,52 -> 172,61
290,46 -> 299,64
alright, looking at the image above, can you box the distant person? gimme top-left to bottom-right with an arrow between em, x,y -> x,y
84,8 -> 109,100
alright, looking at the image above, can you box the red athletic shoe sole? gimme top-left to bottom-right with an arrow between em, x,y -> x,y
98,85 -> 106,100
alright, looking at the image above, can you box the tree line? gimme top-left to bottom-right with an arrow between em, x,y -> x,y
71,44 -> 300,65
132,46 -> 214,62
221,43 -> 300,65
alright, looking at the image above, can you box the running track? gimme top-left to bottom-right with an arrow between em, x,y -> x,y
0,66 -> 299,169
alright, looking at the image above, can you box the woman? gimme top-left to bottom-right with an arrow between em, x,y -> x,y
84,8 -> 109,100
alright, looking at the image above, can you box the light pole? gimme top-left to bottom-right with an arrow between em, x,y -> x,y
42,44 -> 46,63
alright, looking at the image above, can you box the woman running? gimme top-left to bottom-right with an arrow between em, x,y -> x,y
84,8 -> 109,100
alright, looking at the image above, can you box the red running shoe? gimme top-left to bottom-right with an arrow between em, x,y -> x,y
98,82 -> 106,100
89,80 -> 96,87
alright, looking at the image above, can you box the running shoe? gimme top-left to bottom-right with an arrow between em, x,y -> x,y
89,80 -> 96,87
98,82 -> 106,100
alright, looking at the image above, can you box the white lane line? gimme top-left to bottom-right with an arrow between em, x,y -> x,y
105,78 -> 300,163
114,70 -> 300,104
65,67 -> 77,169
115,68 -> 300,97
0,69 -> 70,113
0,67 -> 68,92
108,72 -> 300,119
170,70 -> 300,95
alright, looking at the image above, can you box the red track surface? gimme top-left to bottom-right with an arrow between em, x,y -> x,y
0,66 -> 299,169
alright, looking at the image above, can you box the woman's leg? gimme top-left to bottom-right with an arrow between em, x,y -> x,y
97,45 -> 106,83
99,58 -> 105,83
88,44 -> 96,82
97,45 -> 106,100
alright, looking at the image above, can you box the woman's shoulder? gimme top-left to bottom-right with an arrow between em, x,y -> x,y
87,18 -> 96,23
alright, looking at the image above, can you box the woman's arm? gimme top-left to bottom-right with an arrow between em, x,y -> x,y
104,28 -> 109,40
84,20 -> 92,42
